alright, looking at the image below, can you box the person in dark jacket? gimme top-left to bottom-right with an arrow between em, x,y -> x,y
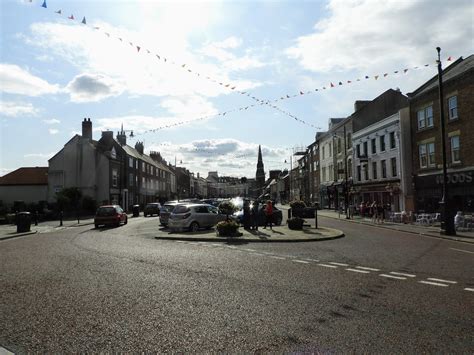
243,199 -> 251,229
251,200 -> 260,231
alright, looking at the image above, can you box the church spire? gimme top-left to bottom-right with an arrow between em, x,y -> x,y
256,145 -> 265,192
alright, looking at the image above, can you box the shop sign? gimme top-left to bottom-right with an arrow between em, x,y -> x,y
435,172 -> 473,185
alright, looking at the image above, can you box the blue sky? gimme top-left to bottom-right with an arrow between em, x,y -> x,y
1,0 -> 473,178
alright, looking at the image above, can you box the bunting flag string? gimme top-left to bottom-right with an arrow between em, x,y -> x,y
32,1 -> 454,133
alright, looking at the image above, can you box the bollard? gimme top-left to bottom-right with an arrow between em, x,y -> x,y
314,208 -> 318,229
59,211 -> 63,226
288,208 -> 292,220
34,211 -> 38,226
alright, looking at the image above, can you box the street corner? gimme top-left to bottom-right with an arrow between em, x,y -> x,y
0,229 -> 38,241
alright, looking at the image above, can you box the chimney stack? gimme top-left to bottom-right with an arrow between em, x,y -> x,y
117,123 -> 127,146
354,100 -> 370,112
82,118 -> 92,140
135,141 -> 144,155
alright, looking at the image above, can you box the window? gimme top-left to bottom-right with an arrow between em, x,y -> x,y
363,164 -> 369,181
135,160 -> 138,169
129,173 -> 133,187
448,96 -> 458,120
129,157 -> 134,168
380,135 -> 386,152
357,165 -> 361,182
112,169 -> 118,187
428,142 -> 435,166
347,160 -> 352,178
322,167 -> 326,182
322,146 -> 325,159
142,177 -> 145,187
142,163 -> 146,172
363,141 -> 368,156
329,142 -> 332,157
417,105 -> 434,130
346,132 -> 352,148
372,162 -> 377,180
390,132 -> 396,149
381,160 -> 387,178
356,144 -> 360,158
337,138 -> 342,153
451,135 -> 460,163
111,147 -> 116,159
329,164 -> 333,180
419,145 -> 427,168
391,157 -> 397,177
371,139 -> 376,155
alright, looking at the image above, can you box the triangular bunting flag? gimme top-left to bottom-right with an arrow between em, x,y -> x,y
315,89 -> 318,91
55,9 -> 61,14
365,76 -> 369,79
394,70 -> 398,74
136,46 -> 141,52
447,56 -> 452,61
81,17 -> 86,24
424,64 -> 429,67
347,80 -> 351,83
181,64 -> 186,67
374,75 -> 379,80
129,42 -> 133,46
147,49 -> 150,54
286,95 -> 290,98
187,69 -> 192,72
323,87 -> 326,90
41,0 -> 47,8
225,84 -> 230,87
356,78 -> 360,81
156,55 -> 160,59
231,86 -> 236,90
300,91 -> 304,95
404,69 -> 408,73
68,14 -> 74,20
338,82 -> 342,85
330,82 -> 334,87
93,26 -> 100,30
383,73 -> 388,77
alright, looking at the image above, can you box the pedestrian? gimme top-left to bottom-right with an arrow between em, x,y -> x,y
371,202 -> 378,223
251,199 -> 260,231
243,199 -> 251,230
377,203 -> 384,224
360,201 -> 366,218
263,200 -> 273,230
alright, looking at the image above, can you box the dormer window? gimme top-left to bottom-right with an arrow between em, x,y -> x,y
111,147 -> 117,159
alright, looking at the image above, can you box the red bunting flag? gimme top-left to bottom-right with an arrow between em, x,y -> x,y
330,82 -> 334,87
68,14 -> 74,19
447,56 -> 452,61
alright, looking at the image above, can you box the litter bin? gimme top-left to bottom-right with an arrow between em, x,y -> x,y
16,212 -> 31,233
132,205 -> 140,217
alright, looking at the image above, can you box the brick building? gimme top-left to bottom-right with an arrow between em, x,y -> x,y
408,55 -> 474,213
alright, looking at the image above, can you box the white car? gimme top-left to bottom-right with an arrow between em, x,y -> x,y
168,204 -> 227,232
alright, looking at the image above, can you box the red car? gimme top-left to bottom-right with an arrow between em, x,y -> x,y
94,205 -> 128,228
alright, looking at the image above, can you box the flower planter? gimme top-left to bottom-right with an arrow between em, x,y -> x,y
287,217 -> 304,230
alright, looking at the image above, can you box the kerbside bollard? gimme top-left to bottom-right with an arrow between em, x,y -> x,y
59,211 -> 63,226
288,208 -> 292,219
314,208 -> 318,229
34,211 -> 38,226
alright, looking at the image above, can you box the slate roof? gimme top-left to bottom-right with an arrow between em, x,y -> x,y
0,167 -> 48,185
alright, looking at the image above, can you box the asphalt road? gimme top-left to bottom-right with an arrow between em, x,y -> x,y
1,215 -> 473,353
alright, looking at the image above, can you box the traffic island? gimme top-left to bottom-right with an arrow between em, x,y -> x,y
155,225 -> 344,243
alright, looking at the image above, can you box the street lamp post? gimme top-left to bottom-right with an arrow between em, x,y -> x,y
333,128 -> 350,219
436,47 -> 456,236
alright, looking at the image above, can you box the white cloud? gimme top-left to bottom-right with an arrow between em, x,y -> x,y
24,152 -> 55,159
286,0 -> 473,73
43,118 -> 60,124
147,138 -> 289,178
48,128 -> 59,135
0,63 -> 60,96
0,101 -> 40,117
66,73 -> 124,103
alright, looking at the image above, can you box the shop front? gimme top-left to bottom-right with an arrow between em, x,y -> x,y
415,170 -> 474,213
351,181 -> 402,212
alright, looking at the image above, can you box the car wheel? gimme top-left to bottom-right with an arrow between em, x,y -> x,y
275,216 -> 282,226
189,222 -> 199,232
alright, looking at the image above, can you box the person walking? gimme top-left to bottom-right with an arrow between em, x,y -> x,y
251,199 -> 260,231
263,200 -> 273,230
371,202 -> 378,223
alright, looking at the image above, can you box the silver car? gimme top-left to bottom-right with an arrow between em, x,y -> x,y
168,204 -> 227,232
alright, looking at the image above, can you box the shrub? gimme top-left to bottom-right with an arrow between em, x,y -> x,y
216,220 -> 240,236
218,200 -> 237,220
287,217 -> 304,230
290,200 -> 306,209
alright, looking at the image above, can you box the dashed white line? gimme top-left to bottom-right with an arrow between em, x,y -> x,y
303,258 -> 320,262
175,240 -> 185,243
464,288 -> 474,292
243,248 -> 256,252
293,260 -> 310,264
389,271 -> 416,278
211,243 -> 222,247
329,262 -> 349,267
427,278 -> 457,284
346,268 -> 370,274
419,281 -> 449,287
356,266 -> 380,272
318,263 -> 338,268
380,274 -> 406,280
450,248 -> 474,254
269,256 -> 286,260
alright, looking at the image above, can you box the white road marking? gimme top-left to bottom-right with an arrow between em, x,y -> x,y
249,252 -> 265,256
303,258 -> 320,262
427,278 -> 457,284
269,256 -> 286,260
329,262 -> 349,267
379,274 -> 406,280
419,281 -> 449,287
211,243 -> 222,247
175,240 -> 185,243
318,263 -> 338,268
464,288 -> 474,292
293,260 -> 310,264
390,271 -> 416,278
450,248 -> 474,254
243,248 -> 256,252
346,268 -> 370,274
356,266 -> 380,272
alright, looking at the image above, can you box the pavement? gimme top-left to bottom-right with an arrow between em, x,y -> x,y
155,224 -> 344,243
314,208 -> 474,244
0,217 -> 96,241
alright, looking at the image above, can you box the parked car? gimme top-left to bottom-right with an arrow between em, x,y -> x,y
94,205 -> 128,228
159,201 -> 183,226
168,203 -> 228,232
233,203 -> 283,226
144,202 -> 161,217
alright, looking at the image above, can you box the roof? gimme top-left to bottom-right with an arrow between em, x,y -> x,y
408,55 -> 474,98
0,167 -> 48,186
121,143 -> 172,173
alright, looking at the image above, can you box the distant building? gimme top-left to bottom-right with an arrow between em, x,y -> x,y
0,167 -> 48,206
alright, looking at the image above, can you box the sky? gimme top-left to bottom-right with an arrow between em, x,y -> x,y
1,0 -> 473,179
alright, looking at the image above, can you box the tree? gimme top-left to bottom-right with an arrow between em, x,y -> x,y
55,187 -> 82,212
218,200 -> 237,221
